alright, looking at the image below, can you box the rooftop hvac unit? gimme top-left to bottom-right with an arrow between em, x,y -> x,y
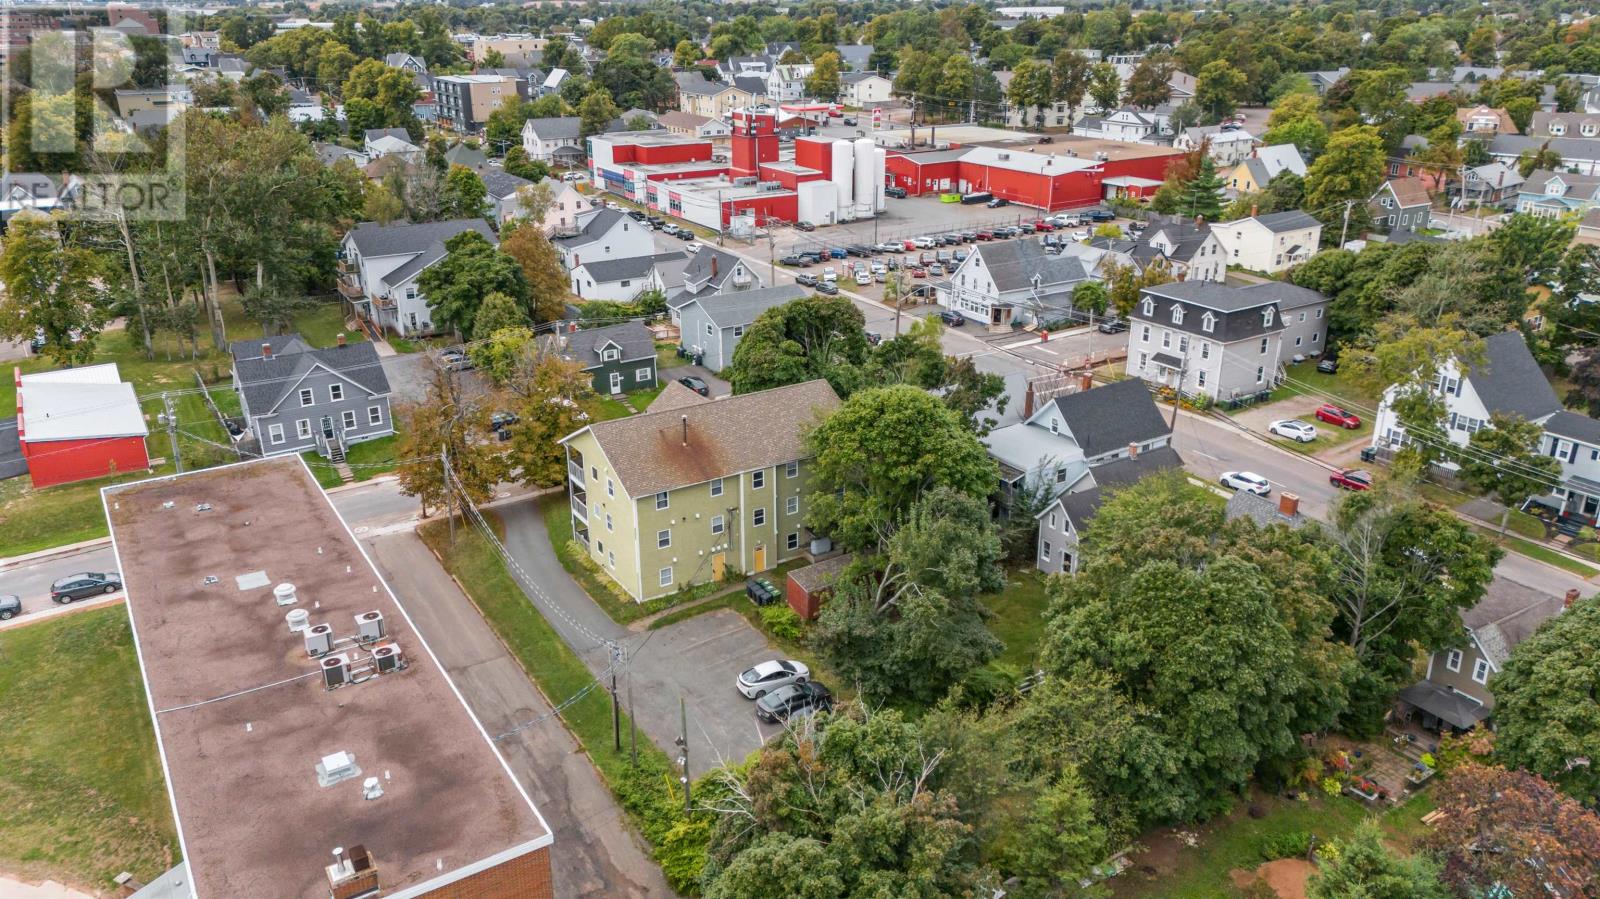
355,610 -> 385,642
735,177 -> 758,186
372,643 -> 405,674
316,751 -> 360,787
286,608 -> 311,633
1095,152 -> 1109,161
273,583 -> 298,606
305,623 -> 334,657
322,653 -> 352,689
997,152 -> 1011,161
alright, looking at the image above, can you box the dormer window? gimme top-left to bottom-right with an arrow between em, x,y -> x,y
602,347 -> 619,361
1548,180 -> 1565,195
1585,124 -> 1598,137
1552,124 -> 1566,135
1262,307 -> 1275,327
1201,312 -> 1215,333
1141,297 -> 1155,317
1171,304 -> 1184,324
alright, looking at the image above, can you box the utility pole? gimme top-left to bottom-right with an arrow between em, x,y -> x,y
1339,199 -> 1355,246
441,447 -> 454,544
628,671 -> 637,767
610,642 -> 623,752
675,696 -> 691,812
160,392 -> 182,473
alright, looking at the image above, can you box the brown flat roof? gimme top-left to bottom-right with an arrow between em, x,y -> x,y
105,458 -> 550,899
1002,136 -> 1184,162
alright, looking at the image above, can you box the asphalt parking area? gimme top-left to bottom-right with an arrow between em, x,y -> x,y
628,608 -> 790,765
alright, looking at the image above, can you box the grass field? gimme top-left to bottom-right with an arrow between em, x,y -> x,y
985,569 -> 1053,673
592,385 -> 667,422
1111,790 -> 1435,898
0,463 -> 179,559
538,495 -> 716,624
1276,360 -> 1379,410
0,607 -> 179,890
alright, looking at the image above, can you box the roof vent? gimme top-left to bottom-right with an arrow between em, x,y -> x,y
998,152 -> 1010,160
274,583 -> 298,606
316,751 -> 361,787
286,608 -> 311,632
195,502 -> 212,512
362,777 -> 384,800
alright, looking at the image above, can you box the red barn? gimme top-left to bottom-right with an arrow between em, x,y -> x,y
16,363 -> 149,487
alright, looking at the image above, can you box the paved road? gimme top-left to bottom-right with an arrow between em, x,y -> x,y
365,532 -> 670,898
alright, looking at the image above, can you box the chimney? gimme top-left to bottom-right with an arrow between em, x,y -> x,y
1566,588 -> 1581,609
1250,203 -> 1258,218
1077,371 -> 1093,392
261,342 -> 273,360
1127,442 -> 1138,459
336,332 -> 346,347
1279,492 -> 1300,518
711,255 -> 719,279
681,414 -> 689,446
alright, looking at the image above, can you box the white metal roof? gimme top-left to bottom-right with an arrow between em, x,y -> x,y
960,145 -> 1100,176
19,362 -> 123,385
20,380 -> 148,441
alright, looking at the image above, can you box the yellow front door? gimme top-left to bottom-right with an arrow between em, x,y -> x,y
711,552 -> 726,581
753,544 -> 767,572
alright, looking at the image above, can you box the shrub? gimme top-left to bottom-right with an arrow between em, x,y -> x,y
1419,752 -> 1437,770
1321,776 -> 1344,798
759,604 -> 804,641
952,664 -> 1020,708
1259,829 -> 1313,861
656,817 -> 711,893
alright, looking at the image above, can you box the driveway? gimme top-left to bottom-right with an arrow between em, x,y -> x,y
381,351 -> 489,406
496,499 -> 781,765
660,364 -> 731,398
0,418 -> 26,481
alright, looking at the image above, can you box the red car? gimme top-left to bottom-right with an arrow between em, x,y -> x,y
910,267 -> 927,278
1033,220 -> 1055,231
1329,468 -> 1372,491
901,240 -> 917,251
1315,403 -> 1362,429
974,230 -> 994,241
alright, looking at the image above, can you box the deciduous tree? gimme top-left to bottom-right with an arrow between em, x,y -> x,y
395,367 -> 509,518
1427,764 -> 1600,897
507,353 -> 596,487
1492,599 -> 1600,801
419,231 -> 529,336
1194,59 -> 1246,121
443,164 -> 488,218
725,295 -> 870,396
1458,413 -> 1564,533
1307,820 -> 1448,899
0,213 -> 105,366
1304,125 -> 1386,236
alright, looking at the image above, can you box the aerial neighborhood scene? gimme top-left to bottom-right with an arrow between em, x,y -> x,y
8,0 -> 1600,897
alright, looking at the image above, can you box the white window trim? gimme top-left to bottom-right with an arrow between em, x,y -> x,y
299,388 -> 314,407
655,491 -> 669,510
710,478 -> 723,497
368,405 -> 383,425
753,507 -> 766,527
1445,649 -> 1462,672
711,514 -> 724,534
659,566 -> 673,587
341,410 -> 357,429
296,419 -> 312,439
329,383 -> 344,402
268,423 -> 285,444
786,495 -> 799,515
657,528 -> 671,548
1472,658 -> 1491,684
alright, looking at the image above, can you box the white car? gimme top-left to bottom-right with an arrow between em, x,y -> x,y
683,242 -> 700,255
855,270 -> 873,286
914,236 -> 938,248
870,262 -> 887,275
562,171 -> 588,183
822,267 -> 838,282
1269,419 -> 1318,443
737,659 -> 811,698
1070,229 -> 1090,241
1220,471 -> 1272,496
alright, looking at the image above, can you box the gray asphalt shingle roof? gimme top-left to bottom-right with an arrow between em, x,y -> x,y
693,284 -> 807,328
525,116 -> 581,141
230,335 -> 390,417
578,250 -> 686,283
553,207 -> 627,248
976,240 -> 1088,293
1543,409 -> 1600,445
479,169 -> 533,200
345,218 -> 495,259
549,321 -> 657,368
1049,378 -> 1171,459
1467,331 -> 1561,421
1055,445 -> 1184,526
1253,210 -> 1322,233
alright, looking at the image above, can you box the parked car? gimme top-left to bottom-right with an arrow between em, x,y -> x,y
928,263 -> 946,275
1033,220 -> 1055,232
794,221 -> 816,232
1018,223 -> 1036,234
986,197 -> 1010,208
1086,208 -> 1115,222
562,171 -> 587,182
1316,356 -> 1339,375
795,273 -> 818,287
885,186 -> 907,199
489,411 -> 519,432
51,572 -> 122,603
1097,317 -> 1127,334
627,210 -> 647,222
910,266 -> 927,278
1330,468 -> 1373,491
855,270 -> 872,286
1269,419 -> 1318,442
913,236 -> 937,248
737,659 -> 811,698
438,348 -> 474,371
0,594 -> 19,621
939,309 -> 965,326
683,241 -> 701,254
816,280 -> 840,295
865,331 -> 883,346
974,230 -> 994,241
677,376 -> 710,396
845,244 -> 871,258
1070,229 -> 1090,241
646,216 -> 665,229
755,681 -> 833,722
1219,471 -> 1271,496
1315,404 -> 1362,429
822,267 -> 838,282
828,247 -> 847,259
779,255 -> 808,266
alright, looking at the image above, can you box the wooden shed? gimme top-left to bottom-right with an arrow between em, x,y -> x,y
785,554 -> 853,620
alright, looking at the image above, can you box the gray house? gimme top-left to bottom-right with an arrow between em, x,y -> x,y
545,321 -> 659,394
230,335 -> 393,461
1274,283 -> 1331,360
676,284 -> 806,372
1036,446 -> 1184,574
666,246 -> 764,319
1398,579 -> 1568,733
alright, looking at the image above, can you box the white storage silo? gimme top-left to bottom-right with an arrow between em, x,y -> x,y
830,140 -> 855,216
853,138 -> 875,214
873,147 -> 888,212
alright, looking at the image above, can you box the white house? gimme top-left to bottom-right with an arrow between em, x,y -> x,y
766,64 -> 813,102
1215,210 -> 1322,273
936,239 -> 1091,329
1076,108 -> 1173,142
362,128 -> 422,164
339,218 -> 498,336
570,251 -> 688,301
521,116 -> 584,164
541,181 -> 596,234
1176,126 -> 1260,166
841,72 -> 894,106
1141,217 -> 1228,283
552,207 -> 656,272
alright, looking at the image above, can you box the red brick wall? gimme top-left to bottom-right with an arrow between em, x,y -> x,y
421,846 -> 553,899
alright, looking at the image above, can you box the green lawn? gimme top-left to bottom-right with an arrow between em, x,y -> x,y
0,607 -> 179,890
0,463 -> 181,559
1475,527 -> 1600,576
1276,360 -> 1379,409
221,296 -> 359,350
301,454 -> 346,489
985,569 -> 1053,673
344,433 -> 401,480
592,385 -> 668,421
539,495 -> 710,624
1111,790 -> 1435,898
417,514 -> 695,887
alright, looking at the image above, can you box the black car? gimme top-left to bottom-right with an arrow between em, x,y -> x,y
647,216 -> 665,228
865,331 -> 883,346
779,255 -> 808,266
987,197 -> 1010,208
755,681 -> 833,723
51,572 -> 122,603
1018,223 -> 1036,234
678,376 -> 710,396
939,310 -> 965,327
627,210 -> 647,222
1097,318 -> 1128,334
490,411 -> 519,431
960,231 -> 978,242
816,280 -> 840,295
842,117 -> 857,126
1317,354 -> 1339,374
795,273 -> 819,287
0,594 -> 19,621
845,245 -> 871,257
1086,209 -> 1116,222
794,221 -> 816,232
884,186 -> 908,199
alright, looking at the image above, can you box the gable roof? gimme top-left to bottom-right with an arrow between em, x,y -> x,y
683,245 -> 744,289
577,250 -> 686,284
1522,168 -> 1600,197
1544,409 -> 1600,445
564,379 -> 840,496
1252,210 -> 1322,233
733,75 -> 768,97
524,116 -> 581,142
1252,143 -> 1307,178
345,218 -> 496,259
648,381 -> 712,412
1466,331 -> 1561,421
553,207 -> 628,248
548,321 -> 656,369
674,72 -> 728,97
1052,446 -> 1185,526
686,284 -> 807,329
973,239 -> 1088,293
479,169 -> 533,200
230,335 -> 390,416
363,127 -> 411,144
1143,279 -> 1281,313
1048,378 -> 1171,458
444,143 -> 488,169
1377,176 -> 1431,207
658,111 -> 717,131
1460,578 -> 1565,668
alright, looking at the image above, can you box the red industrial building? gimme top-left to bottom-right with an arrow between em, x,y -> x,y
15,363 -> 149,487
883,138 -> 1182,212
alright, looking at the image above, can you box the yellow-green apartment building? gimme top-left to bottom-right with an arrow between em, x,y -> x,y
559,379 -> 841,602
